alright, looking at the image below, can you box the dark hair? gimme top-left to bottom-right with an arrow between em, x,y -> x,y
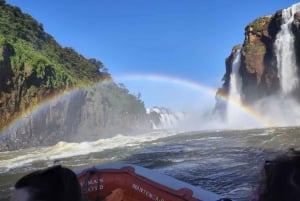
14,165 -> 81,201
258,149 -> 300,201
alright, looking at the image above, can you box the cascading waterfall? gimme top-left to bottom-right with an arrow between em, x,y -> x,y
275,3 -> 300,94
147,107 -> 184,129
227,49 -> 242,125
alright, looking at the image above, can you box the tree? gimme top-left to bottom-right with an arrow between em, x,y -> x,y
0,0 -> 6,6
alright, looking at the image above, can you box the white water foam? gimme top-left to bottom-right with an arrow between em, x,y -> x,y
0,131 -> 178,173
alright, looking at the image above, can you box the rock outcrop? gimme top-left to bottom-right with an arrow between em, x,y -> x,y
217,4 -> 300,107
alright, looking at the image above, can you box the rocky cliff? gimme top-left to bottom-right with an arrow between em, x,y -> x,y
0,1 -> 152,150
218,3 -> 300,108
0,83 -> 151,151
0,1 -> 111,131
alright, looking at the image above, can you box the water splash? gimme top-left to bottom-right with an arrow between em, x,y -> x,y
0,130 -> 178,173
275,3 -> 300,94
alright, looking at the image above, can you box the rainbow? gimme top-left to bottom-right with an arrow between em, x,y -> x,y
4,73 -> 272,131
114,73 -> 273,128
114,73 -> 217,93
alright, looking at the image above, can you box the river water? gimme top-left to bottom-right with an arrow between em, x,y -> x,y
0,127 -> 299,201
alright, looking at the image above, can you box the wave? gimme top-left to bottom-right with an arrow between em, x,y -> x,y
0,130 -> 179,174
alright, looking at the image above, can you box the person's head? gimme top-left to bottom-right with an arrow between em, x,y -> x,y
11,165 -> 82,201
257,149 -> 300,201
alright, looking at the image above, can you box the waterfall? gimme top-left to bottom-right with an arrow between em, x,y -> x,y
147,107 -> 184,129
275,3 -> 300,94
227,49 -> 242,124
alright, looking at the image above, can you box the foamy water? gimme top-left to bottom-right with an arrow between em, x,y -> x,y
1,127 -> 300,201
0,130 -> 178,174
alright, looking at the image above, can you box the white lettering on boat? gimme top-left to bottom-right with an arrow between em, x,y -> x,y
80,178 -> 104,192
87,178 -> 104,185
132,184 -> 165,201
88,185 -> 104,192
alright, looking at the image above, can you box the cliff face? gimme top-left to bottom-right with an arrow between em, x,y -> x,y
0,83 -> 152,151
218,5 -> 300,105
241,14 -> 281,102
0,1 -> 152,151
0,2 -> 111,131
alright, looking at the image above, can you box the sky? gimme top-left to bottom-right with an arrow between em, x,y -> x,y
5,0 -> 300,111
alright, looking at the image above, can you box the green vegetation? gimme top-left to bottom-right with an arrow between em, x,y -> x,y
248,16 -> 271,34
85,83 -> 146,128
0,1 -> 147,131
244,42 -> 266,54
243,16 -> 271,54
0,1 -> 110,86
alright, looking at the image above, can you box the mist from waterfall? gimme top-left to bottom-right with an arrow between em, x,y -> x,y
275,3 -> 300,94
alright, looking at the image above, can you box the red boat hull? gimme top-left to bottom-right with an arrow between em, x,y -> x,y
76,163 -> 225,201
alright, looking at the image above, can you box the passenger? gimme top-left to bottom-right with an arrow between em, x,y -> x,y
11,165 -> 82,201
252,149 -> 300,201
11,165 -> 124,201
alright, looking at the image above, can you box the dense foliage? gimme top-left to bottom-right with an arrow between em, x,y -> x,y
82,83 -> 147,131
248,16 -> 271,33
0,0 -> 147,132
243,16 -> 271,54
0,1 -> 110,85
